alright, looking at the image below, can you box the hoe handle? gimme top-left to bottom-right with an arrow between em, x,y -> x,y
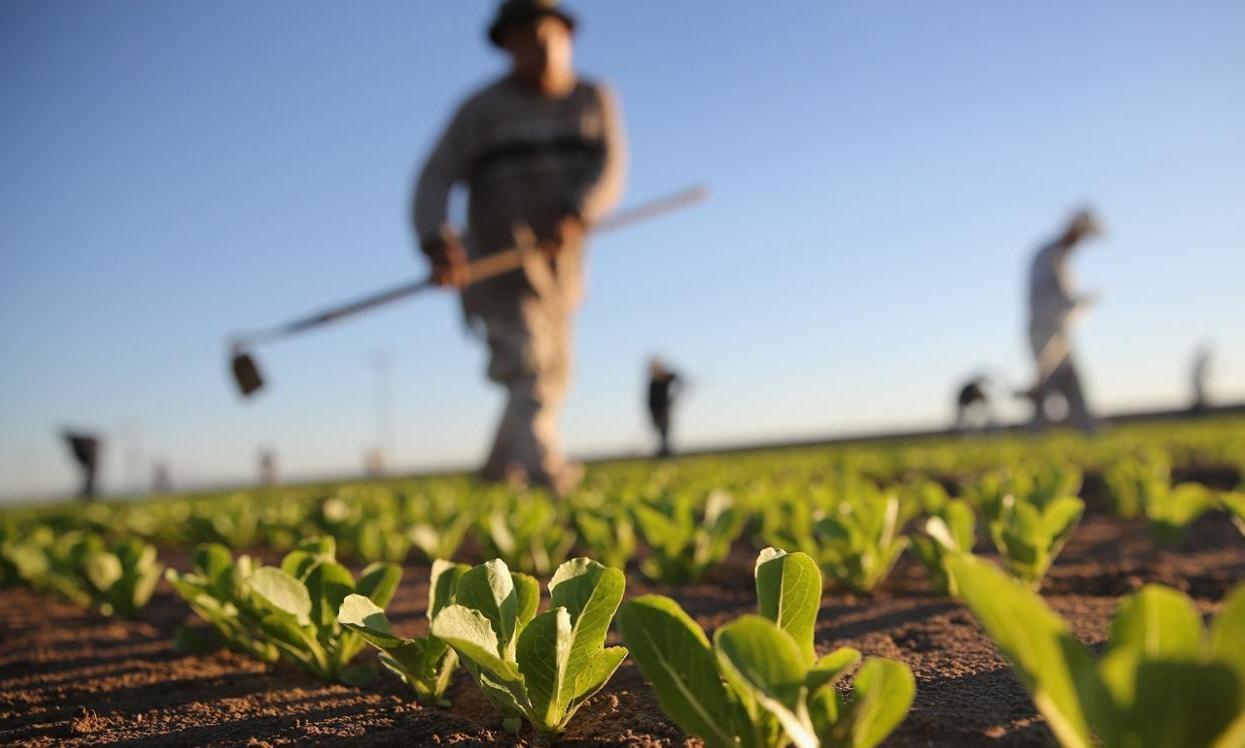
234,184 -> 708,347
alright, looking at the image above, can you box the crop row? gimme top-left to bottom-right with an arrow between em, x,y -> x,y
5,455 -> 1243,605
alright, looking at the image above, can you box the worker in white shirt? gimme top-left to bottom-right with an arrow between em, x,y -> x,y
1023,209 -> 1103,434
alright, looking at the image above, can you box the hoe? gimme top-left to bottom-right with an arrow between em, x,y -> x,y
228,185 -> 708,397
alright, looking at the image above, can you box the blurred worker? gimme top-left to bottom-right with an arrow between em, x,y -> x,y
954,375 -> 993,432
413,0 -> 626,496
1023,208 -> 1103,434
62,430 -> 101,500
152,461 -> 172,494
647,359 -> 683,457
258,448 -> 278,486
1191,343 -> 1214,412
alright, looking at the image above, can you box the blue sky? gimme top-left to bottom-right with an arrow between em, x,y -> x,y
2,1 -> 1243,499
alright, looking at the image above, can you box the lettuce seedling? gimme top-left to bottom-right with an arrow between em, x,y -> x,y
620,548 -> 916,748
1105,455 -> 1215,545
910,499 -> 976,596
634,490 -> 745,584
814,496 -> 910,594
337,559 -> 469,705
478,494 -> 577,576
12,531 -> 161,618
430,557 -> 628,737
572,504 -> 636,571
949,554 -> 1245,748
1103,453 -> 1168,519
245,536 -> 402,684
988,494 -> 1082,588
1142,482 -> 1217,546
82,538 -> 163,618
167,543 -> 281,663
407,512 -> 472,564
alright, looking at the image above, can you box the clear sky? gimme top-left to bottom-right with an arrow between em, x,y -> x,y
3,1 -> 1243,500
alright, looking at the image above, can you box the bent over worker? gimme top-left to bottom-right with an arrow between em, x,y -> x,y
412,0 -> 626,496
1024,209 -> 1103,434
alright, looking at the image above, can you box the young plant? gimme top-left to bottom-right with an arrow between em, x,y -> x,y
478,494 -> 577,576
80,538 -> 164,618
256,537 -> 401,683
227,537 -> 400,684
572,505 -> 636,571
814,495 -> 909,594
1141,481 -> 1217,546
337,559 -> 469,705
430,557 -> 628,737
13,531 -> 162,618
407,512 -> 473,563
910,499 -> 976,596
634,489 -> 745,584
166,543 -> 280,663
988,494 -> 1082,588
949,554 -> 1245,748
619,548 -> 916,748
1103,453 -> 1168,519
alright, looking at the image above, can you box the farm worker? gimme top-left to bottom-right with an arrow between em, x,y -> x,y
1191,343 -> 1214,412
412,0 -> 626,496
954,375 -> 993,433
61,430 -> 101,500
1023,208 -> 1103,434
647,358 -> 683,457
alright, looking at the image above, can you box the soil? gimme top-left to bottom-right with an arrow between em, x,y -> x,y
2,505 -> 1243,746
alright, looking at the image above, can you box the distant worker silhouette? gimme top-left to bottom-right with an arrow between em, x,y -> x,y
647,359 -> 683,457
954,376 -> 993,432
1191,343 -> 1214,412
1022,208 -> 1103,434
62,431 -> 101,500
258,449 -> 278,486
413,1 -> 626,496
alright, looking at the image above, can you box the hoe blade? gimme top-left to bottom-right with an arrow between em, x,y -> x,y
231,350 -> 265,397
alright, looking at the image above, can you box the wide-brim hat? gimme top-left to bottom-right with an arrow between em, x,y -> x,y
1068,208 -> 1104,238
488,0 -> 577,48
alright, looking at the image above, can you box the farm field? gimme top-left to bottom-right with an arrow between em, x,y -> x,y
2,417 -> 1244,747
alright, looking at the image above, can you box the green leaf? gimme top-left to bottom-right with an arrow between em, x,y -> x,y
260,612 -> 326,673
808,683 -> 842,741
517,607 -> 574,730
806,647 -> 861,692
429,559 -> 469,620
755,548 -> 822,667
192,543 -> 234,587
431,604 -> 523,684
1209,584 -> 1245,685
565,645 -> 628,718
947,555 -> 1096,748
549,558 -> 626,699
1125,661 -> 1242,748
356,562 -> 402,609
714,615 -> 815,748
248,567 -> 312,626
1108,585 -> 1204,660
84,552 -> 123,592
1043,497 -> 1085,545
456,560 -> 519,653
514,571 -> 541,629
617,595 -> 738,748
828,658 -> 916,748
303,559 -> 356,630
945,499 -> 977,549
337,593 -> 404,649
